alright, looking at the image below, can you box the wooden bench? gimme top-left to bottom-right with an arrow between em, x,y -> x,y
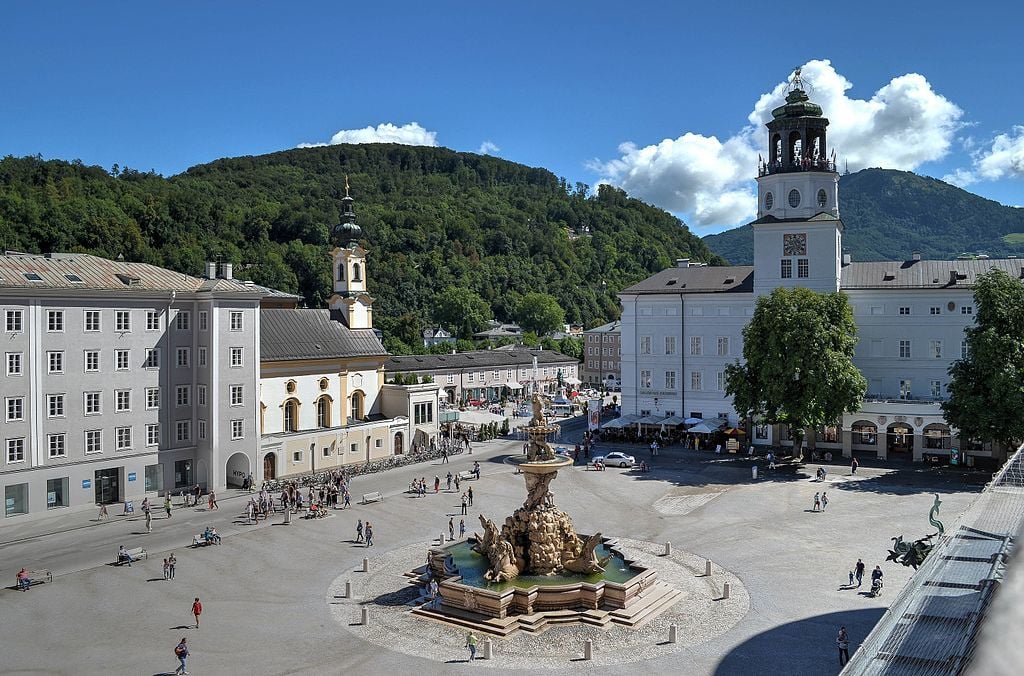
115,547 -> 147,565
361,491 -> 384,505
458,471 -> 475,481
11,569 -> 52,591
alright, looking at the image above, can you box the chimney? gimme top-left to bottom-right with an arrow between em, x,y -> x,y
220,262 -> 233,280
912,251 -> 922,262
949,270 -> 958,285
205,261 -> 216,279
842,252 -> 851,266
676,258 -> 690,268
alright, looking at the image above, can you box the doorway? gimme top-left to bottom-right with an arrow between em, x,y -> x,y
94,468 -> 120,505
263,452 -> 277,480
394,432 -> 404,455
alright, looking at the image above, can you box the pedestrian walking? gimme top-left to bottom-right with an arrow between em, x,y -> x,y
848,570 -> 854,586
365,522 -> 374,547
821,492 -> 829,511
855,558 -> 865,587
442,448 -> 449,463
449,517 -> 455,541
356,519 -> 364,543
466,631 -> 478,661
468,486 -> 474,507
429,578 -> 440,608
813,492 -> 821,512
434,475 -> 440,494
454,474 -> 461,492
164,495 -> 173,518
174,637 -> 190,675
851,457 -> 859,475
168,552 -> 177,580
446,472 -> 453,491
767,451 -> 776,470
193,484 -> 202,506
191,597 -> 203,628
145,507 -> 153,533
837,626 -> 850,666
97,504 -> 109,520
461,493 -> 468,515
343,490 -> 351,509
162,558 -> 170,580
209,490 -> 218,510
459,518 -> 466,539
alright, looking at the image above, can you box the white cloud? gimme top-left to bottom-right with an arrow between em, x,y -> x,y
477,140 -> 500,155
594,60 -> 963,231
946,126 -> 1024,186
298,122 -> 438,148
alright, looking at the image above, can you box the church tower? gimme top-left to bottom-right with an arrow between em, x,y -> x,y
752,68 -> 843,296
328,176 -> 374,329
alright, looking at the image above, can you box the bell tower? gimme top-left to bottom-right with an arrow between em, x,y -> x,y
328,176 -> 374,329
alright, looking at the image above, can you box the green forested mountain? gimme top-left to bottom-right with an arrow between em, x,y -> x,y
703,168 -> 1024,264
0,146 -> 720,352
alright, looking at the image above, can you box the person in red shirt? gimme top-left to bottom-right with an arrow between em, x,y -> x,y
191,597 -> 203,628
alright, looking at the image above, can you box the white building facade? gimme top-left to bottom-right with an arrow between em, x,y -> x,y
621,79 -> 1008,466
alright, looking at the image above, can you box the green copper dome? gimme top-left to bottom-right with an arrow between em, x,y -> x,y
771,88 -> 823,119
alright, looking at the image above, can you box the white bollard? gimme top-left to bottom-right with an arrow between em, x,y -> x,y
483,637 -> 493,660
583,638 -> 593,660
668,623 -> 678,644
705,559 -> 713,576
345,580 -> 353,598
752,465 -> 758,481
723,581 -> 731,599
362,557 -> 370,572
664,542 -> 672,556
441,532 -> 446,544
361,606 -> 369,625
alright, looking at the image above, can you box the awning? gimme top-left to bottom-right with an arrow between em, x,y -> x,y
635,415 -> 666,425
689,422 -> 720,434
456,410 -> 507,426
504,381 -> 523,389
602,415 -> 639,429
661,416 -> 686,426
564,376 -> 582,385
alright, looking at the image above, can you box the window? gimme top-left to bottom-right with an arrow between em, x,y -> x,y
85,350 -> 100,372
175,385 -> 190,407
691,371 -> 703,391
47,393 -> 65,418
316,396 -> 331,427
665,336 -> 676,355
717,371 -> 726,391
146,387 -> 160,409
5,483 -> 28,516
6,310 -> 23,332
6,352 -> 22,376
115,389 -> 131,412
414,402 -> 434,425
797,259 -> 809,278
146,424 -> 160,447
48,351 -> 64,374
467,372 -> 475,383
931,380 -> 942,398
198,419 -> 207,440
115,310 -> 131,332
961,341 -> 969,359
199,311 -> 208,331
230,347 -> 243,367
115,349 -> 130,371
930,340 -> 942,359
870,306 -> 883,315
146,310 -> 160,330
144,348 -> 160,369
717,336 -> 729,356
930,306 -> 941,315
788,188 -> 801,208
350,443 -> 358,453
48,433 -> 66,458
230,385 -> 243,406
961,305 -> 973,315
690,336 -> 702,355
197,385 -> 207,407
899,306 -> 911,315
293,451 -> 302,462
231,419 -> 244,440
47,310 -> 64,332
84,310 -> 101,331
7,438 -> 25,463
6,397 -> 25,421
350,392 -> 364,420
899,379 -> 912,400
780,259 -> 792,279
145,463 -> 163,491
664,371 -> 676,389
639,370 -> 652,388
852,422 -> 877,445
284,399 -> 299,432
640,336 -> 652,355
175,420 -> 191,442
899,340 -> 911,359
446,373 -> 454,384
324,447 -> 332,457
116,426 -> 132,450
175,311 -> 190,330
85,430 -> 102,454
230,311 -> 243,331
198,347 -> 207,367
176,347 -> 190,368
85,391 -> 101,415
822,425 -> 840,443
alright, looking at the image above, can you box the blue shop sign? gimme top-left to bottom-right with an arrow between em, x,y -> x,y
82,479 -> 91,489
128,472 -> 137,482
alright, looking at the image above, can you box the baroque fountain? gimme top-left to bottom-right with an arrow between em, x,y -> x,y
408,394 -> 682,635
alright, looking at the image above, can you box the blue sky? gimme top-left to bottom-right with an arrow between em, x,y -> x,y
2,1 -> 1022,234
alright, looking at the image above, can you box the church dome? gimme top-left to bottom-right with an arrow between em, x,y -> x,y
771,88 -> 824,119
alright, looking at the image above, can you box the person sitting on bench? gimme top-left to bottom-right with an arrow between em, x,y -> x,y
17,568 -> 31,591
202,526 -> 221,545
117,545 -> 133,566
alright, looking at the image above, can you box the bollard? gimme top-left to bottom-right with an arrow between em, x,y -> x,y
361,606 -> 369,625
283,507 -> 291,525
664,541 -> 672,556
441,532 -> 446,544
583,638 -> 593,661
668,623 -> 678,644
345,580 -> 353,598
705,559 -> 713,576
752,465 -> 758,481
723,581 -> 731,599
483,637 -> 493,660
362,557 -> 370,572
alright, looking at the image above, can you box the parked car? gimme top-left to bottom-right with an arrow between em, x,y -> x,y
554,446 -> 572,458
593,452 -> 635,468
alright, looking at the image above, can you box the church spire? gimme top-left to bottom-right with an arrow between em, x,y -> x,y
333,174 -> 363,247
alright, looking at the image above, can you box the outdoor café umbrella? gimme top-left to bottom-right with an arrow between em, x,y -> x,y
683,417 -> 703,425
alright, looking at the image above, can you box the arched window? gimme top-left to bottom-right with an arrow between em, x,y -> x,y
336,263 -> 346,281
788,131 -> 803,165
316,396 -> 332,428
352,263 -> 362,282
771,135 -> 782,165
351,391 -> 364,421
283,399 -> 299,432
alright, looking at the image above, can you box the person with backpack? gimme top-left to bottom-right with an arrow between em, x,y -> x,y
356,519 -> 364,543
174,637 -> 190,675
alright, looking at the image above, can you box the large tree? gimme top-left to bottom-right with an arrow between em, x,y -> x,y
943,269 -> 1024,454
725,287 -> 866,459
432,287 -> 492,340
515,292 -> 566,335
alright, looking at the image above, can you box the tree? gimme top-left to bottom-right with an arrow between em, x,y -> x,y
559,336 -> 583,360
433,287 -> 492,340
725,287 -> 865,459
515,292 -> 565,335
943,269 -> 1024,454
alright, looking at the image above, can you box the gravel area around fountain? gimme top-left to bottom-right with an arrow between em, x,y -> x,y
328,538 -> 750,668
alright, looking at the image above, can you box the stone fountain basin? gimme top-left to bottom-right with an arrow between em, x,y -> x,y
504,454 -> 574,474
436,538 -> 655,619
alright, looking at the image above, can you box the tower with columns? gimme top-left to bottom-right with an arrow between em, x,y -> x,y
329,176 -> 374,329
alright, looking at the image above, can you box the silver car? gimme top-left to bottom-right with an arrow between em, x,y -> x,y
593,452 -> 635,468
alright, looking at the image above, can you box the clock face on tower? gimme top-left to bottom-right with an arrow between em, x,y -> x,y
783,233 -> 807,256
